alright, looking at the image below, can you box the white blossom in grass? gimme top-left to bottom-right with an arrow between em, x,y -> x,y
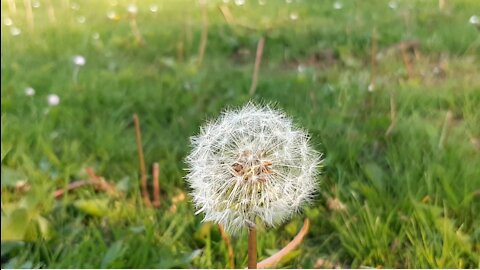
234,0 -> 245,6
47,94 -> 60,106
186,103 -> 322,234
469,15 -> 479,25
73,55 -> 86,66
4,17 -> 13,26
25,87 -> 35,96
11,27 -> 21,36
127,4 -> 138,15
149,5 -> 158,13
333,1 -> 343,10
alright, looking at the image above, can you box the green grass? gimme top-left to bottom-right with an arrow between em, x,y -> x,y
1,0 -> 480,268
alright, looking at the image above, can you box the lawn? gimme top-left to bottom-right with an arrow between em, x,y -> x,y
1,0 -> 480,268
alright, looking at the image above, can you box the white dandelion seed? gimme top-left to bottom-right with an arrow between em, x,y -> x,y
25,87 -> 36,96
469,15 -> 479,25
388,1 -> 398,10
73,55 -> 86,66
333,1 -> 343,10
289,12 -> 299,21
186,103 -> 322,234
4,17 -> 13,26
11,27 -> 21,36
149,5 -> 158,13
234,0 -> 245,6
127,4 -> 138,15
47,94 -> 60,106
76,16 -> 86,24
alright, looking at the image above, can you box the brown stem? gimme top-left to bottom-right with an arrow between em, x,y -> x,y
197,2 -> 209,66
369,29 -> 378,91
129,17 -> 144,45
133,113 -> 151,207
400,43 -> 415,80
249,37 -> 265,96
53,180 -> 93,198
152,162 -> 161,208
257,218 -> 310,269
248,227 -> 257,269
24,0 -> 34,31
218,224 -> 235,269
385,91 -> 397,137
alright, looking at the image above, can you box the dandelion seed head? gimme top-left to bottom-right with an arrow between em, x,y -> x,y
186,103 -> 322,234
11,27 -> 21,36
4,17 -> 13,26
127,4 -> 138,14
333,1 -> 343,10
47,94 -> 60,106
73,55 -> 86,66
25,87 -> 35,96
469,15 -> 479,25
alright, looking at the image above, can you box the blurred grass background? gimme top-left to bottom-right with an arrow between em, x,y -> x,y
1,0 -> 480,268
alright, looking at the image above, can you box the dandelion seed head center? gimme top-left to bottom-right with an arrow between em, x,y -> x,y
232,151 -> 273,183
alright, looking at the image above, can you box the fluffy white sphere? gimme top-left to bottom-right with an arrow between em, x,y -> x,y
186,104 -> 321,234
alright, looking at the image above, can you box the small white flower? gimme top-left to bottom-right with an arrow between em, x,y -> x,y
4,17 -> 13,26
106,10 -> 117,20
70,2 -> 80,10
25,87 -> 36,96
186,103 -> 322,234
73,55 -> 86,66
127,4 -> 138,14
289,12 -> 299,21
469,15 -> 479,25
234,0 -> 245,6
258,0 -> 266,5
388,1 -> 398,9
368,83 -> 375,92
47,94 -> 60,106
11,27 -> 21,36
92,32 -> 100,40
333,1 -> 343,10
76,16 -> 86,24
149,5 -> 158,13
32,0 -> 40,8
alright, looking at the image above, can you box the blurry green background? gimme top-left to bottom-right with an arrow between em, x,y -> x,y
1,0 -> 480,268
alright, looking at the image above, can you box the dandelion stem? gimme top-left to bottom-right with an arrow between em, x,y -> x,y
218,224 -> 235,269
152,162 -> 161,208
133,113 -> 151,207
249,37 -> 265,96
197,2 -> 209,67
248,227 -> 257,269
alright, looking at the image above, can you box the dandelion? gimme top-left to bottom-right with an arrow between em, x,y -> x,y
234,0 -> 245,6
106,10 -> 119,20
72,55 -> 86,83
4,17 -> 13,26
127,4 -> 138,15
25,87 -> 35,96
76,16 -> 86,24
149,5 -> 158,13
388,1 -> 398,10
469,15 -> 479,25
186,103 -> 321,268
333,1 -> 343,10
92,32 -> 100,40
70,2 -> 80,10
47,94 -> 60,106
10,27 -> 21,36
32,0 -> 40,8
289,12 -> 299,21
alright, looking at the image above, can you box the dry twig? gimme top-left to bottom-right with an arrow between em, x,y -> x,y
249,37 -> 266,96
218,224 -> 235,269
133,113 -> 151,207
152,163 -> 161,208
257,218 -> 310,269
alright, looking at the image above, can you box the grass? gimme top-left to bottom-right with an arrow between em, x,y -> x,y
1,0 -> 480,268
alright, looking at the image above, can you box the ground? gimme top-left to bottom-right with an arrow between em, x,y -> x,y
1,0 -> 480,268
